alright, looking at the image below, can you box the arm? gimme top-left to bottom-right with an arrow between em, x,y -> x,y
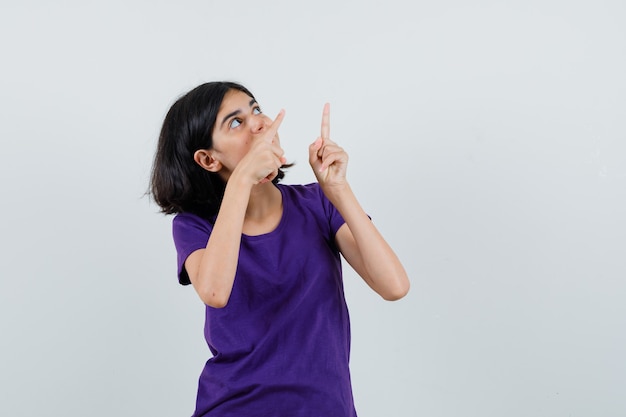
309,104 -> 409,301
185,111 -> 286,308
333,187 -> 409,301
185,176 -> 251,308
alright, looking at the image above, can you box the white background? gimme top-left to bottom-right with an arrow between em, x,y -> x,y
1,1 -> 625,416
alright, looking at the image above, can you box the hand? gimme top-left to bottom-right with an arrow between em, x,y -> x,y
308,103 -> 348,191
235,110 -> 287,185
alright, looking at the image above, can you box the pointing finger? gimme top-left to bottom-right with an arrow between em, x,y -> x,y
320,103 -> 330,141
265,109 -> 285,143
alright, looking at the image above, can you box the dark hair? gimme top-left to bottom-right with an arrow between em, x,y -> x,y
150,81 -> 289,218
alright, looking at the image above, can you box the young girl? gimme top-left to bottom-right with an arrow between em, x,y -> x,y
150,81 -> 409,416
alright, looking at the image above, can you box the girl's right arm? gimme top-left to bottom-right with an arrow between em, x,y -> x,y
184,175 -> 252,308
183,110 -> 286,308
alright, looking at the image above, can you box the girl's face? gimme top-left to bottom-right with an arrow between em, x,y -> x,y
209,89 -> 278,179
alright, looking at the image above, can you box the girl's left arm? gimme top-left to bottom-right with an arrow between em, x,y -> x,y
309,104 -> 409,301
333,185 -> 410,300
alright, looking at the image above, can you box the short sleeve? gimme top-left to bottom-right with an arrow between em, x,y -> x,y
313,182 -> 371,238
172,212 -> 214,285
315,183 -> 347,236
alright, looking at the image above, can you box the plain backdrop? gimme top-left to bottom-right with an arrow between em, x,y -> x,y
1,1 -> 625,416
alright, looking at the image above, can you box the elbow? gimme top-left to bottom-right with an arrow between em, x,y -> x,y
381,276 -> 410,301
190,270 -> 235,308
382,286 -> 409,301
205,297 -> 229,309
198,288 -> 232,309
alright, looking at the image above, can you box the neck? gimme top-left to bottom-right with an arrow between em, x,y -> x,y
246,181 -> 281,220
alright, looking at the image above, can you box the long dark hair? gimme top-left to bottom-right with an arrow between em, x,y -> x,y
150,81 -> 288,218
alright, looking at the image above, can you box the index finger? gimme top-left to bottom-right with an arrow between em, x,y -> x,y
265,109 -> 285,143
320,103 -> 330,141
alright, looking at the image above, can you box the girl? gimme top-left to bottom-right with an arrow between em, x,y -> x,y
150,81 -> 409,416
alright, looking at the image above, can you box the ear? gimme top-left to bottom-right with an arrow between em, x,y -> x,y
193,149 -> 221,173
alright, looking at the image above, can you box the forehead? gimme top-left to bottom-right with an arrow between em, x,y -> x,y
218,89 -> 254,112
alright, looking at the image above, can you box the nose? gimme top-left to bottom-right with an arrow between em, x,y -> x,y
251,114 -> 269,133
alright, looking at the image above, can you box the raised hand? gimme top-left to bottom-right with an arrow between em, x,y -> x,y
308,103 -> 349,192
235,109 -> 287,186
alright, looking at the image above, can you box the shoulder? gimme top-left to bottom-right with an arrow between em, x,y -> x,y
278,183 -> 345,234
277,182 -> 321,200
279,182 -> 336,204
278,182 -> 328,212
172,211 -> 215,242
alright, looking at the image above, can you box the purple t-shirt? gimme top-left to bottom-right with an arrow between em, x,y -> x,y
172,183 -> 357,417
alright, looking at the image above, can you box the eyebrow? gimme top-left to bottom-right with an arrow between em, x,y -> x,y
220,98 -> 258,128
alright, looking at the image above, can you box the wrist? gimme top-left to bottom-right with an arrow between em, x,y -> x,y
322,182 -> 353,207
225,171 -> 254,195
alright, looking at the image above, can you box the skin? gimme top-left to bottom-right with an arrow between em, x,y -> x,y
186,90 -> 409,308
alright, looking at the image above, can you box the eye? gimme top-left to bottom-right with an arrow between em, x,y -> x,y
229,118 -> 242,129
253,106 -> 262,115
